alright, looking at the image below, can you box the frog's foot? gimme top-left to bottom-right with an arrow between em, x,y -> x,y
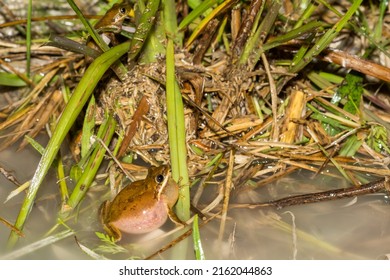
99,200 -> 122,241
103,224 -> 122,242
168,208 -> 187,227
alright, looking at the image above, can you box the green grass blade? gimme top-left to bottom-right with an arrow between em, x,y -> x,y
0,72 -> 27,87
293,1 -> 317,29
185,0 -> 235,48
289,0 -> 363,73
178,0 -> 218,30
26,0 -> 32,78
163,0 -> 181,45
339,135 -> 363,157
7,42 -> 130,248
242,0 -> 281,67
23,135 -> 45,155
66,0 -> 109,52
2,230 -> 74,260
316,144 -> 352,183
262,21 -> 324,52
164,0 -> 190,259
66,0 -> 127,79
81,95 -> 97,158
373,0 -> 388,40
164,0 -> 190,222
138,11 -> 166,63
192,215 -> 206,260
57,156 -> 69,203
64,114 -> 116,215
128,0 -> 161,62
166,38 -> 190,221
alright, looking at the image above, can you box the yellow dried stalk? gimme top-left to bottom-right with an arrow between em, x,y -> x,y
280,90 -> 306,144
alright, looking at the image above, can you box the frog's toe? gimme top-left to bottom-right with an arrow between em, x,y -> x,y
168,208 -> 187,227
103,224 -> 122,241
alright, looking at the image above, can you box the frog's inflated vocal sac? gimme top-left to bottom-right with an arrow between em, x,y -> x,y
99,165 -> 184,241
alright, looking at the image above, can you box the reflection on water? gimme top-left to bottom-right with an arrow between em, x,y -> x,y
1,143 -> 390,260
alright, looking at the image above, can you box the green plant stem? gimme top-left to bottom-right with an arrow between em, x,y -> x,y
66,0 -> 108,52
81,96 -> 97,158
293,1 -> 317,29
66,0 -> 127,79
57,156 -> 69,202
26,0 -> 32,78
128,0 -> 161,62
64,114 -> 116,215
166,38 -> 191,260
164,0 -> 190,222
243,0 -> 281,68
165,38 -> 190,221
163,0 -> 180,45
373,0 -> 388,40
263,21 -> 324,52
138,11 -> 166,63
178,0 -> 218,30
192,215 -> 205,260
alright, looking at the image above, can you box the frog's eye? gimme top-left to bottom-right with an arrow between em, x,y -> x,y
119,7 -> 127,15
155,174 -> 165,184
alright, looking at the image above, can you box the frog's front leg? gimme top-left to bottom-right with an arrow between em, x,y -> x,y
99,32 -> 117,46
103,222 -> 122,241
167,208 -> 187,227
99,200 -> 122,241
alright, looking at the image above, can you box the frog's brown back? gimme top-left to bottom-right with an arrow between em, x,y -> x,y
108,165 -> 170,222
108,182 -> 146,218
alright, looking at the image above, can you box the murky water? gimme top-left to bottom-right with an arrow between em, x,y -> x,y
1,142 -> 390,260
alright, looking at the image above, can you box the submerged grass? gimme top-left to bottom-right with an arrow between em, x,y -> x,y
1,0 -> 390,259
